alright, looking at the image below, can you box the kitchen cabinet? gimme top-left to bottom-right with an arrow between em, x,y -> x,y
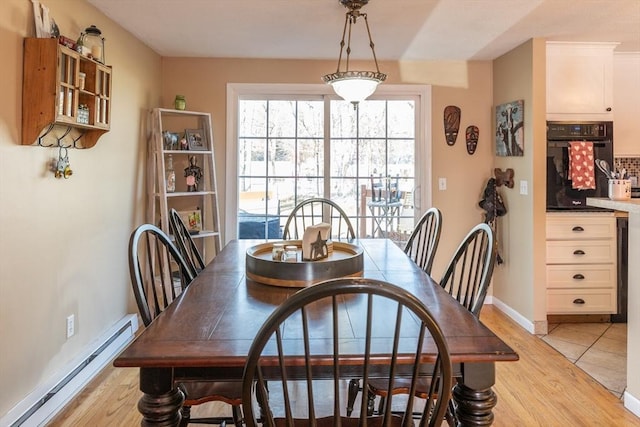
546,212 -> 617,314
149,108 -> 221,263
22,38 -> 111,148
613,53 -> 640,157
546,42 -> 617,121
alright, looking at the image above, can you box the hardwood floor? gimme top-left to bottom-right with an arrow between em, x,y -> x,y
47,305 -> 640,426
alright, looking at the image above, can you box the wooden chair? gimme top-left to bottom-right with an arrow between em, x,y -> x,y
169,208 -> 206,276
282,198 -> 355,241
346,207 -> 442,415
128,224 -> 243,426
403,207 -> 442,275
241,277 -> 453,427
365,223 -> 497,422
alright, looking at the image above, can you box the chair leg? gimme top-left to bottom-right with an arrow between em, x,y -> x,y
376,395 -> 386,416
367,391 -> 377,416
346,379 -> 360,416
232,404 -> 244,426
180,405 -> 191,426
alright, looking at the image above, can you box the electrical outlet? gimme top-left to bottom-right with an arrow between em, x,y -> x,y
66,314 -> 75,339
519,180 -> 528,195
438,177 -> 447,191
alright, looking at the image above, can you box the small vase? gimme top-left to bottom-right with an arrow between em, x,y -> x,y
174,95 -> 186,110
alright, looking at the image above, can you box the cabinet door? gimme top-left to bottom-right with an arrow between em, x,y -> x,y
613,53 -> 640,157
57,46 -> 80,123
546,42 -> 616,120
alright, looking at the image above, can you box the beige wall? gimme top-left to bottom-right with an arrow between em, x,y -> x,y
161,59 -> 495,278
491,39 -> 548,329
0,0 -> 161,417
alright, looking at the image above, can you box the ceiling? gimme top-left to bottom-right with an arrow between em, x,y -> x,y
87,0 -> 640,61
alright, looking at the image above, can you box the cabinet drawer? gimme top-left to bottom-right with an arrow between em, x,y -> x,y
546,240 -> 616,264
546,264 -> 615,289
547,289 -> 616,314
546,214 -> 615,240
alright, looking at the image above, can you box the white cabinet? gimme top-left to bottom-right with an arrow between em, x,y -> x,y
613,53 -> 640,157
149,108 -> 222,263
546,42 -> 618,121
546,212 -> 617,314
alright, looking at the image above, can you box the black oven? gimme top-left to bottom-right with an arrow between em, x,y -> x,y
546,121 -> 613,210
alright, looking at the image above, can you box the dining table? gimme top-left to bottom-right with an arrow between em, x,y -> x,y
114,238 -> 519,426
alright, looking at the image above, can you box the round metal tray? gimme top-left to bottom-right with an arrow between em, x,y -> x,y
246,240 -> 364,287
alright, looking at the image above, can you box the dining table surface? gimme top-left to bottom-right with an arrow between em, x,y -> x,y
114,238 -> 519,426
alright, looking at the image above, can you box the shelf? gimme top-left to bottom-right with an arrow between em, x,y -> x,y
22,38 -> 112,148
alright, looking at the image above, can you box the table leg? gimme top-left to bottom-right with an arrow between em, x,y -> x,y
138,367 -> 184,427
453,362 -> 497,426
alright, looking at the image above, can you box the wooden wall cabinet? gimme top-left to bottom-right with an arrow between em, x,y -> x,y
546,42 -> 617,122
613,53 -> 640,157
22,38 -> 112,148
546,212 -> 617,314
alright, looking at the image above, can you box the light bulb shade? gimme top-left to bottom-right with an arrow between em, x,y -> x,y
323,70 -> 387,104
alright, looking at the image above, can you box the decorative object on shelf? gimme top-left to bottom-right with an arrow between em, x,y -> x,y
179,209 -> 203,233
166,154 -> 176,193
443,105 -> 461,146
284,245 -> 298,262
180,134 -> 188,150
174,95 -> 186,110
77,104 -> 89,124
272,243 -> 285,261
185,128 -> 206,151
302,223 -> 331,261
54,146 -> 72,179
78,25 -> 104,63
322,0 -> 386,106
162,131 -> 179,150
494,168 -> 514,188
184,155 -> 203,191
466,125 -> 479,155
495,99 -> 524,156
78,71 -> 86,90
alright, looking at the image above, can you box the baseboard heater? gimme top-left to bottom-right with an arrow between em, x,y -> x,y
3,314 -> 138,427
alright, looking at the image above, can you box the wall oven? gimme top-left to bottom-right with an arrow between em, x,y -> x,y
546,121 -> 613,210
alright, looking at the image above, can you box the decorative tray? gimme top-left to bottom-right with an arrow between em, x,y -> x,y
246,240 -> 364,288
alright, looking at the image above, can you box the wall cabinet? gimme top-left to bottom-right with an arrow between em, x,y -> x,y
22,38 -> 112,148
546,212 -> 617,314
546,42 -> 617,121
613,53 -> 640,157
149,108 -> 221,263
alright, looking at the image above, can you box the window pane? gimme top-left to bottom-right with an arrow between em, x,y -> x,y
239,100 -> 267,137
268,100 -> 297,137
299,139 -> 324,178
268,138 -> 295,177
297,101 -> 324,138
330,101 -> 357,137
358,101 -> 386,138
388,101 -> 415,138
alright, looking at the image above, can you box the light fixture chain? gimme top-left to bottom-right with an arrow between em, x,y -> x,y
335,12 -> 350,73
362,13 -> 381,73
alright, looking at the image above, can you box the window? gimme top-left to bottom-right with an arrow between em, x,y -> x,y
226,84 -> 431,245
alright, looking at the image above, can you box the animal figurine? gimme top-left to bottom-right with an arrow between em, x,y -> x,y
494,167 -> 515,188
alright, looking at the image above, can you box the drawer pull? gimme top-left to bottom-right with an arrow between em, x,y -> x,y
573,249 -> 586,255
572,226 -> 584,232
573,274 -> 585,280
573,298 -> 585,305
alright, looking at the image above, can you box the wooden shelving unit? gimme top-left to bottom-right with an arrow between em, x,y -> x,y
22,38 -> 112,148
148,108 -> 222,262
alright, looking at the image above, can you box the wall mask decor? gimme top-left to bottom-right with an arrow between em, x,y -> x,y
443,105 -> 461,146
495,99 -> 524,156
465,125 -> 478,155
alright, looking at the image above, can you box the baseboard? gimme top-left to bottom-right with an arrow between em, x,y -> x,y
489,297 -> 536,334
1,314 -> 139,427
624,390 -> 640,418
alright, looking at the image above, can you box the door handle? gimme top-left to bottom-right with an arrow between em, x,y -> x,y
573,274 -> 585,280
573,298 -> 585,305
572,226 -> 584,232
573,249 -> 586,255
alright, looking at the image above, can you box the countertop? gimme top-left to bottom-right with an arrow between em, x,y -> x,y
586,198 -> 640,213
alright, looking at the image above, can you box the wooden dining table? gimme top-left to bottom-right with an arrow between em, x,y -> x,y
114,238 -> 518,426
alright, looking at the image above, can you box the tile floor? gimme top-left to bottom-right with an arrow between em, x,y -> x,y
541,322 -> 627,398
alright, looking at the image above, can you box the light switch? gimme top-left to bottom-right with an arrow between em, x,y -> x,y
438,177 -> 447,191
519,180 -> 528,195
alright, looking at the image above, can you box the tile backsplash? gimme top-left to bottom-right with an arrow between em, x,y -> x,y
615,157 -> 640,183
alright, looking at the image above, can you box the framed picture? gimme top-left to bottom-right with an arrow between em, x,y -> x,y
185,128 -> 207,151
178,209 -> 203,234
495,99 -> 524,156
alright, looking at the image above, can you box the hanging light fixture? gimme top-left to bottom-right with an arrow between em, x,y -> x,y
322,0 -> 386,106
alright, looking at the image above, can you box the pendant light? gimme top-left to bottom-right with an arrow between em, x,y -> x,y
322,0 -> 386,106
